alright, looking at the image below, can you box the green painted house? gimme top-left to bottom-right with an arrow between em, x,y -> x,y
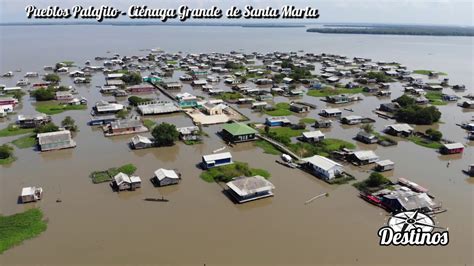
221,122 -> 258,143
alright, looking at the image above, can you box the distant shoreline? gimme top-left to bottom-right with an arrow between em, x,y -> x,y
307,25 -> 474,37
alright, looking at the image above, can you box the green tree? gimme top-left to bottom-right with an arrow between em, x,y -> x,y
43,73 -> 60,83
366,71 -> 392,83
281,60 -> 292,69
360,123 -> 374,133
0,144 -> 14,159
116,109 -> 128,119
367,172 -> 390,187
393,94 -> 416,107
396,105 -> 441,125
151,123 -> 179,146
121,72 -> 142,85
31,88 -> 55,101
61,116 -> 77,132
426,129 -> 442,141
224,61 -> 243,70
128,96 -> 152,106
36,122 -> 59,133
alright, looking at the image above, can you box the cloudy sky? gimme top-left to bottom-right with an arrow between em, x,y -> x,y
0,0 -> 472,25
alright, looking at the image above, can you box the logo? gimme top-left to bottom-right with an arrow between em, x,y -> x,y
377,210 -> 449,246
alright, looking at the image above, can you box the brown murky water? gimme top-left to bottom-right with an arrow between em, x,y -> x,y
0,25 -> 473,265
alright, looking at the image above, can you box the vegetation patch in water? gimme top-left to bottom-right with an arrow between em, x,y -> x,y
425,91 -> 447,106
143,119 -> 157,130
215,92 -> 243,101
353,172 -> 391,193
254,140 -> 281,155
0,124 -> 34,138
0,208 -> 47,254
200,161 -> 270,183
407,135 -> 443,149
413,70 -> 447,76
35,103 -> 87,115
12,134 -> 37,149
90,163 -> 137,184
264,102 -> 294,116
289,138 -> 355,158
0,144 -> 16,165
307,87 -> 363,97
299,118 -> 316,124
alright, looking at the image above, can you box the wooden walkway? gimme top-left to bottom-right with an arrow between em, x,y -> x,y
256,134 -> 302,161
147,82 -> 178,102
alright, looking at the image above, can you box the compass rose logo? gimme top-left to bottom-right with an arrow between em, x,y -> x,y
387,210 -> 437,232
378,210 -> 449,246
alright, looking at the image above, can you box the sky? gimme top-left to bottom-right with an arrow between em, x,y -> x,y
0,0 -> 472,26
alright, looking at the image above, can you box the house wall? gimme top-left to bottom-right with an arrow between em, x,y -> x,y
21,195 -> 35,203
118,183 -> 130,191
41,141 -> 73,151
158,178 -> 179,187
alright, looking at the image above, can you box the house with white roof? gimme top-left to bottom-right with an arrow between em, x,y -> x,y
349,150 -> 379,165
111,172 -> 141,191
20,186 -> 43,203
301,130 -> 325,143
226,175 -> 275,203
152,168 -> 181,187
302,155 -> 344,180
384,123 -> 414,137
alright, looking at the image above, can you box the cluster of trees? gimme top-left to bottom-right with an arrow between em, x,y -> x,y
0,144 -> 14,160
280,60 -> 313,81
393,95 -> 441,125
225,61 -> 244,70
366,172 -> 390,187
43,73 -> 61,84
35,122 -> 59,134
128,96 -> 153,106
30,85 -> 69,101
61,116 -> 78,132
426,128 -> 443,141
31,87 -> 56,101
365,72 -> 393,83
151,123 -> 179,146
121,72 -> 142,85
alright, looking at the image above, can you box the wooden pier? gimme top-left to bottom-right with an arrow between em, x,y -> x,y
257,134 -> 301,161
148,81 -> 178,102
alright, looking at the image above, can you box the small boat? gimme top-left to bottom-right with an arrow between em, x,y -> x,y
344,108 -> 354,112
16,79 -> 30,86
24,72 -> 39,78
144,196 -> 169,202
213,146 -> 226,153
275,160 -> 298,169
360,193 -> 382,206
1,71 -> 13,77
